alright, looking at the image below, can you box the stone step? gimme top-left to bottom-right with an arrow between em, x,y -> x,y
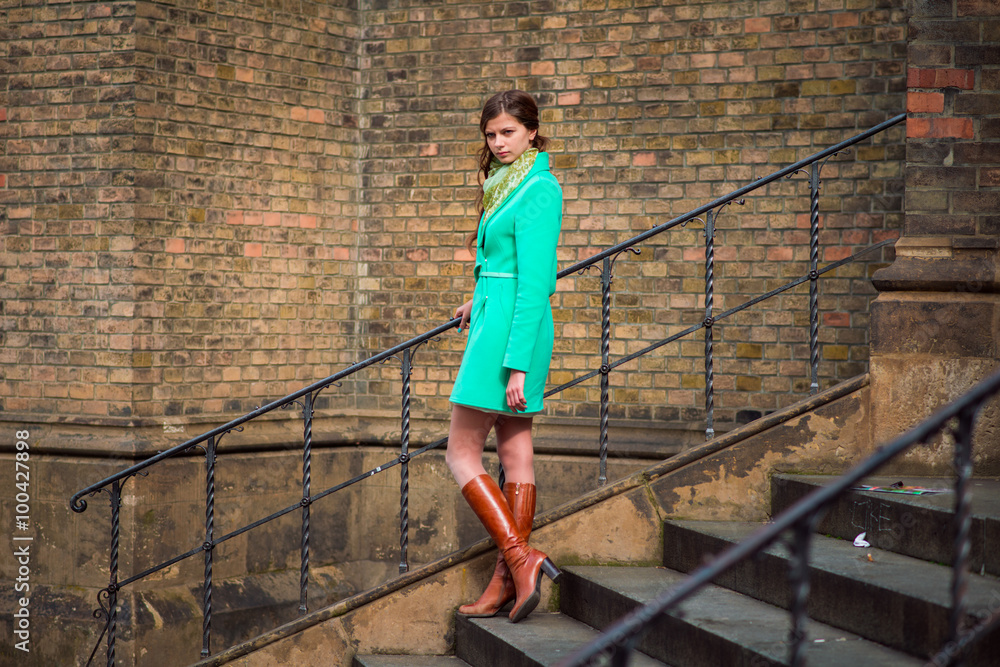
560,565 -> 922,667
353,656 -> 470,667
456,611 -> 667,667
663,520 -> 1000,665
772,474 -> 1000,577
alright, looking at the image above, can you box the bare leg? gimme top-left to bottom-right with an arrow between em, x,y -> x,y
450,407 -> 558,622
446,404 -> 499,487
495,415 -> 535,485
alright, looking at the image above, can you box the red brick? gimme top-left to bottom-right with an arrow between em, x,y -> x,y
530,61 -> 555,75
745,18 -> 771,33
907,67 -> 976,90
823,312 -> 851,327
907,117 -> 975,139
824,247 -> 852,262
766,246 -> 794,262
682,247 -> 702,262
244,243 -> 263,257
632,152 -> 656,166
833,13 -> 859,28
907,91 -> 944,113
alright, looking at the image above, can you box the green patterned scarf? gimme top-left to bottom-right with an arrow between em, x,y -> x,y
482,148 -> 538,221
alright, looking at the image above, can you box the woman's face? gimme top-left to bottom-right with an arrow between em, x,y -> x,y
484,112 -> 537,164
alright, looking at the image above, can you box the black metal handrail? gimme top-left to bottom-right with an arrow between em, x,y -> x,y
70,113 -> 906,665
556,366 -> 1000,667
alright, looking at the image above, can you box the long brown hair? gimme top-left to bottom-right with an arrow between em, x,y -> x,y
466,90 -> 549,254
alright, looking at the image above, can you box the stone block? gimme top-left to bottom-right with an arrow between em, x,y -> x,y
871,295 -> 997,358
870,355 -> 1000,476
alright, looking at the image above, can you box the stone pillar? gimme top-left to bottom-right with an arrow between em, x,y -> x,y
869,0 -> 1000,474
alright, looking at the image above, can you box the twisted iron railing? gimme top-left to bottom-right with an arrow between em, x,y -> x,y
556,366 -> 1000,667
70,113 -> 905,665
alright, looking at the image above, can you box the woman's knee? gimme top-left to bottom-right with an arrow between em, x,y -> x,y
444,443 -> 466,475
498,447 -> 533,478
446,406 -> 494,475
495,416 -> 535,481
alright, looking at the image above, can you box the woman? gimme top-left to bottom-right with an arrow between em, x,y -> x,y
446,90 -> 563,624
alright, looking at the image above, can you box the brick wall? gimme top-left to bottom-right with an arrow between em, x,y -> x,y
868,0 -> 1000,454
356,0 -> 907,432
1,0 -> 364,424
130,0 -> 362,420
1,0 -> 140,420
1,0 -> 908,440
905,0 -> 999,240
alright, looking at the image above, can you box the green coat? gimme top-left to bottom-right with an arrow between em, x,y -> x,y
450,152 -> 563,415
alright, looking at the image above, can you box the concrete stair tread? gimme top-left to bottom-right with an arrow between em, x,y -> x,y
664,520 -> 1000,663
353,656 -> 470,666
563,565 -> 922,666
669,519 -> 1000,610
457,611 -> 667,667
773,474 -> 1000,576
799,475 -> 1000,516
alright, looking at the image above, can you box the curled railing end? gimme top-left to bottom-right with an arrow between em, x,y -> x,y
71,496 -> 88,513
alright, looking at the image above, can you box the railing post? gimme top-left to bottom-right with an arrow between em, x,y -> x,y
787,517 -> 816,667
599,256 -> 613,486
399,348 -> 412,574
808,161 -> 821,395
950,408 -> 976,664
703,209 -> 716,440
201,436 -> 216,658
107,480 -> 121,667
611,639 -> 634,667
300,392 -> 314,613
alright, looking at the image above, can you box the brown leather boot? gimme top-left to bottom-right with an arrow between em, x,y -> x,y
458,482 -> 536,617
459,475 -> 560,623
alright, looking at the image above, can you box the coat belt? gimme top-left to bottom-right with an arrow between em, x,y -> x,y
479,271 -> 518,279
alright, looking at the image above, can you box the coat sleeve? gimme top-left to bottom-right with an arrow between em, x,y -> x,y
502,175 -> 563,372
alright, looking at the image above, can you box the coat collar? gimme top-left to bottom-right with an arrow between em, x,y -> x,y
478,152 -> 550,250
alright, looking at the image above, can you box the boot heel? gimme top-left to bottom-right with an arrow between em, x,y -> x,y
540,557 -> 561,583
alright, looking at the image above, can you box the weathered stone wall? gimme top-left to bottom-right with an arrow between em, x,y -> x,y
215,379 -> 874,667
0,442 -> 652,666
